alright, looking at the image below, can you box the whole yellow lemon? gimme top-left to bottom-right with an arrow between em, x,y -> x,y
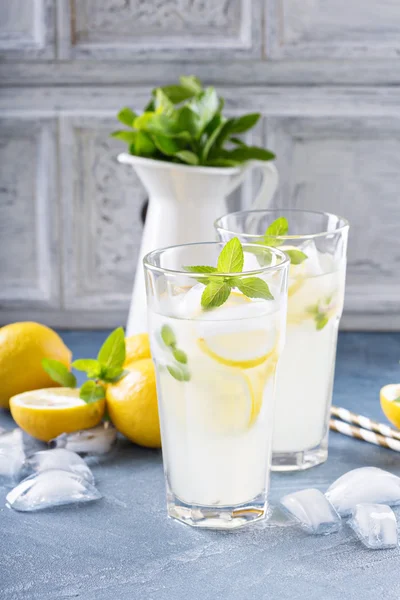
106,357 -> 161,448
0,322 -> 72,409
125,333 -> 151,364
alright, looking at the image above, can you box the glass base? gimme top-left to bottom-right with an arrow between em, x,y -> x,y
167,492 -> 269,530
271,445 -> 328,472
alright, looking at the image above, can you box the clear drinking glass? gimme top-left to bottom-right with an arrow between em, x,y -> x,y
215,210 -> 349,471
144,242 -> 289,529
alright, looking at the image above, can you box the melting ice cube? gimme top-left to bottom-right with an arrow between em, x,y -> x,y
347,504 -> 399,550
51,423 -> 117,455
280,488 -> 341,535
326,467 -> 400,516
23,449 -> 94,484
0,428 -> 25,483
6,469 -> 101,512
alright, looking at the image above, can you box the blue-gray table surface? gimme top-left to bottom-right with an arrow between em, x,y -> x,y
1,331 -> 400,600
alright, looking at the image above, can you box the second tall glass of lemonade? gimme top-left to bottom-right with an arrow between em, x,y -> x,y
215,210 -> 349,471
144,241 -> 289,528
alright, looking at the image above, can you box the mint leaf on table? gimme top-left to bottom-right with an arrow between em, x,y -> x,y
42,359 -> 77,388
97,327 -> 126,371
112,76 -> 275,167
185,237 -> 274,310
79,381 -> 106,404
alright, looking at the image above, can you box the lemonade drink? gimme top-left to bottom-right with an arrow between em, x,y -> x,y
215,210 -> 349,471
144,241 -> 288,528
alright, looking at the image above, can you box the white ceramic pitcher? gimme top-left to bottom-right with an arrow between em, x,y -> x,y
118,154 -> 278,335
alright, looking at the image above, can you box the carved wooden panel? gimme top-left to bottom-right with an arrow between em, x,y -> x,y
267,0 -> 400,58
58,0 -> 260,59
60,116 -> 147,311
0,0 -> 54,59
266,116 -> 400,318
0,117 -> 59,308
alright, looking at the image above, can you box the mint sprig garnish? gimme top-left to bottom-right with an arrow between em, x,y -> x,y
42,327 -> 128,403
112,75 -> 275,167
307,297 -> 335,331
184,237 -> 274,310
255,217 -> 308,266
160,325 -> 190,382
42,359 -> 77,388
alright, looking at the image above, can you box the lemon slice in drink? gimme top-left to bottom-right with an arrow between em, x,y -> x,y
198,328 -> 277,369
380,384 -> 400,429
190,364 -> 256,434
10,388 -> 105,442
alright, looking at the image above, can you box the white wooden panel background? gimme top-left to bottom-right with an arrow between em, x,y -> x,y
0,0 -> 399,329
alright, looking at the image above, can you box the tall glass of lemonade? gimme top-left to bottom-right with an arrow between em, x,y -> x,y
215,210 -> 349,471
144,240 -> 289,528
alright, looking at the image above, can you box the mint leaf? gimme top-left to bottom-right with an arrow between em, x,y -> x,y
217,237 -> 244,273
394,397 -> 400,405
167,364 -> 190,382
42,359 -> 77,388
135,131 -> 156,156
161,324 -> 176,348
183,266 -> 217,274
218,146 -> 275,163
201,281 -> 231,309
266,217 -> 289,237
111,130 -> 137,144
157,84 -> 196,104
117,107 -> 137,128
72,359 -> 101,378
97,327 -> 126,370
285,249 -> 308,265
174,150 -> 199,165
172,348 -> 188,364
234,277 -> 274,300
79,381 -> 106,404
188,87 -> 219,137
179,75 -> 202,95
316,314 -> 329,331
100,366 -> 127,383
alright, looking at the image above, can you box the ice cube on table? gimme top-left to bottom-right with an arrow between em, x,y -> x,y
23,449 -> 95,484
6,469 -> 101,512
280,488 -> 342,535
347,504 -> 399,550
0,428 -> 25,483
326,467 -> 400,516
50,423 -> 117,455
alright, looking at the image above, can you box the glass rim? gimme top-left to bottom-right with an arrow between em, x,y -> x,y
214,208 -> 350,241
143,241 -> 290,278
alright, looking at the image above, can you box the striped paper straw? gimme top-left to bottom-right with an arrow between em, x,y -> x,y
331,405 -> 400,441
329,418 -> 400,452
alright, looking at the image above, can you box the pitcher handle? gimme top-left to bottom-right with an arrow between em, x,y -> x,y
226,161 -> 279,208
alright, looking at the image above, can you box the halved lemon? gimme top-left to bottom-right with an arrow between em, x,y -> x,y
198,329 -> 277,369
10,388 -> 105,442
380,384 -> 400,429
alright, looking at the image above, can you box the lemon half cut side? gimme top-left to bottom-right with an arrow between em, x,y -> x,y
10,388 -> 105,442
